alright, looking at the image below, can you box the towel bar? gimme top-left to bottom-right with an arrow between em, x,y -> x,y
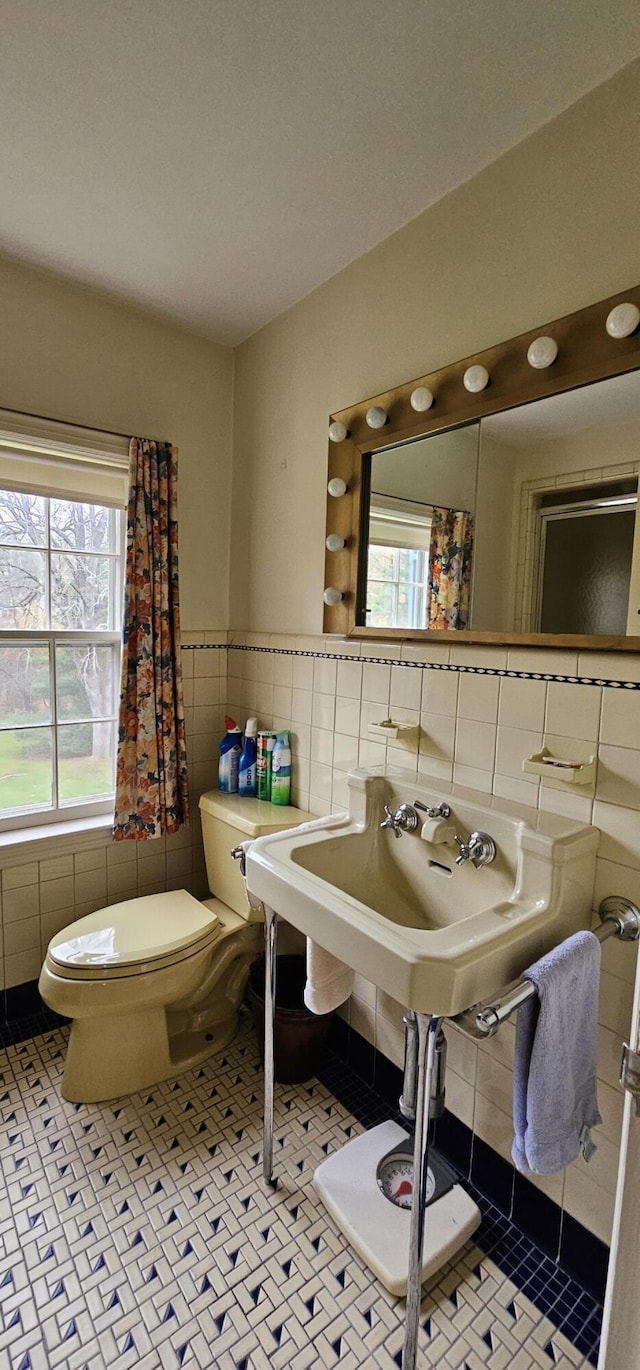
451,896 -> 640,1041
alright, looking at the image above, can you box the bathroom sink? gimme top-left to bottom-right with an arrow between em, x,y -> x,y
245,767 -> 599,1016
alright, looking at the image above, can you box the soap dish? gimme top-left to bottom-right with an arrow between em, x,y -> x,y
523,748 -> 596,786
368,718 -> 417,741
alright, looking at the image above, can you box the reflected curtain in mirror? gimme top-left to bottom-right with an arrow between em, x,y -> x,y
427,506 -> 474,630
113,438 -> 190,840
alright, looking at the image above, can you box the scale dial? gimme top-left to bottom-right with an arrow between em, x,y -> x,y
376,1148 -> 436,1210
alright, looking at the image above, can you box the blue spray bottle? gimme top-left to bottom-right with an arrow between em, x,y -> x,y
218,716 -> 242,793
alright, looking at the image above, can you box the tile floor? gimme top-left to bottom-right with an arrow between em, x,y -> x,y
0,1011 -> 602,1370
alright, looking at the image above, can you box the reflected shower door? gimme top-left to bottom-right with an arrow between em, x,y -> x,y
538,507 -> 635,635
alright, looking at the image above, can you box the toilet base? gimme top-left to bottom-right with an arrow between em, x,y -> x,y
61,1005 -> 241,1103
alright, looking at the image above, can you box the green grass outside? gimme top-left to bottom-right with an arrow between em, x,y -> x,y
0,730 -> 113,812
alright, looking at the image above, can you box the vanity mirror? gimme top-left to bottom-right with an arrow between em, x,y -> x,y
323,286 -> 640,650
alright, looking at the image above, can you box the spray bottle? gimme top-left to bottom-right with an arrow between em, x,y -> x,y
238,717 -> 258,796
218,716 -> 242,793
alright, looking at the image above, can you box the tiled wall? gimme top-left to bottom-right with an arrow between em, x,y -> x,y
1,625 -> 638,1248
225,629 -> 640,1247
0,631 -> 226,996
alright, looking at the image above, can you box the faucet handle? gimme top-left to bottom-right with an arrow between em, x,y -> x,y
414,800 -> 451,820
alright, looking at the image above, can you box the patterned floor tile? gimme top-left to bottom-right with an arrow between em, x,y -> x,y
0,1010 -> 602,1369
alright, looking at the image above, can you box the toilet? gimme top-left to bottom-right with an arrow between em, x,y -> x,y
38,791 -> 310,1103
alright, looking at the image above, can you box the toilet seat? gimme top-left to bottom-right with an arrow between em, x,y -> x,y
48,890 -> 222,982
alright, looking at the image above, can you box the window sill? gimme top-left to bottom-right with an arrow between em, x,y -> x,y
0,815 -> 114,868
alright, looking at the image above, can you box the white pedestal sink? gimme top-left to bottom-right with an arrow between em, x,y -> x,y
247,765 -> 599,1017
246,766 -> 599,1370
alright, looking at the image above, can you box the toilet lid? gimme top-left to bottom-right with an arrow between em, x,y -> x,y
48,890 -> 220,972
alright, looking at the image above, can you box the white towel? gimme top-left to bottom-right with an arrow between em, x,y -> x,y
304,939 -> 354,1015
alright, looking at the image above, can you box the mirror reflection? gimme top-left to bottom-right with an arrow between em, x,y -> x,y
360,372 -> 640,637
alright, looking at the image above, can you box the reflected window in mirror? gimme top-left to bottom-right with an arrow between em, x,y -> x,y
361,425 -> 480,631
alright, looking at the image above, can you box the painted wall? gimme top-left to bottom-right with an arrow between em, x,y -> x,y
0,255 -> 234,632
231,59 -> 640,633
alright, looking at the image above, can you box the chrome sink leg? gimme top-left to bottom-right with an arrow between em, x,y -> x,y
263,904 -> 278,1187
403,1012 -> 442,1370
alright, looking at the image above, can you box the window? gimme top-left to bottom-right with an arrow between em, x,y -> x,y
0,417 -> 129,832
366,497 -> 432,630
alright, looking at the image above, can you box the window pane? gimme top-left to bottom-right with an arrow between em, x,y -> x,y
0,645 -> 51,726
58,722 -> 116,802
0,727 -> 52,813
398,548 -> 426,581
50,500 -> 116,554
367,545 -> 397,581
0,491 -> 46,547
0,548 -> 46,628
56,644 -> 119,722
50,554 -> 111,629
366,581 -> 396,627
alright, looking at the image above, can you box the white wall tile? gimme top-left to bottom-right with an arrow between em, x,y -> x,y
311,691 -> 335,730
455,718 -> 496,771
495,726 -> 542,787
362,662 -> 391,705
2,863 -> 38,891
390,665 -> 421,712
39,854 -> 74,882
597,744 -> 640,811
2,884 -> 40,922
498,677 -> 547,731
313,657 -> 337,695
546,682 -> 601,741
421,670 -> 458,717
458,673 -> 500,723
334,696 -> 360,737
336,659 -> 362,699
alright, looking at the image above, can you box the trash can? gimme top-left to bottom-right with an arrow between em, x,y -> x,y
247,954 -> 333,1084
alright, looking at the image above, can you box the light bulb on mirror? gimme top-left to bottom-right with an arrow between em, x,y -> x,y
323,586 -> 343,606
365,406 -> 388,428
327,477 -> 347,498
410,387 -> 434,412
606,303 -> 640,339
328,420 -> 348,443
325,533 -> 345,552
463,365 -> 490,393
527,336 -> 558,369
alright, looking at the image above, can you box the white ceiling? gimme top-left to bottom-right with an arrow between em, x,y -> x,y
2,2 -> 640,345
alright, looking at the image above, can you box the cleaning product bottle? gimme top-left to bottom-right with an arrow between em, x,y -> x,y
257,731 -> 277,800
238,717 -> 258,797
218,716 -> 242,793
270,731 -> 291,805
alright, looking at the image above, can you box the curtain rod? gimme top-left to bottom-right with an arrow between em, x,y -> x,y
0,403 -> 165,445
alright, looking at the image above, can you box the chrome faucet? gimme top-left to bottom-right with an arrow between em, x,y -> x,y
453,831 -> 496,869
380,803 -> 419,838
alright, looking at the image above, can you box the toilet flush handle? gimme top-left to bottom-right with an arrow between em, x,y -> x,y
231,844 -> 247,876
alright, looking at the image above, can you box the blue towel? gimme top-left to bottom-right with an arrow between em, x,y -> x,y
512,930 -> 602,1175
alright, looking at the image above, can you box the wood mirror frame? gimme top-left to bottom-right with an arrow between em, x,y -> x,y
323,284 -> 640,651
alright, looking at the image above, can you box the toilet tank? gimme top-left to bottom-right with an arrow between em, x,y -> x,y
198,791 -> 313,918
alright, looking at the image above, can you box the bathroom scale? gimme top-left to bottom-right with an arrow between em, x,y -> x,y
313,1119 -> 480,1295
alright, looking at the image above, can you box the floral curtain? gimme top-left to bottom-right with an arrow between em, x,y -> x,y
113,438 -> 190,840
426,506 -> 474,630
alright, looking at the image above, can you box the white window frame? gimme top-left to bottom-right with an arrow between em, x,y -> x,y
0,413 -> 129,839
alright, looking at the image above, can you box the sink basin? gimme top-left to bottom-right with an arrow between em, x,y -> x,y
246,767 -> 599,1016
